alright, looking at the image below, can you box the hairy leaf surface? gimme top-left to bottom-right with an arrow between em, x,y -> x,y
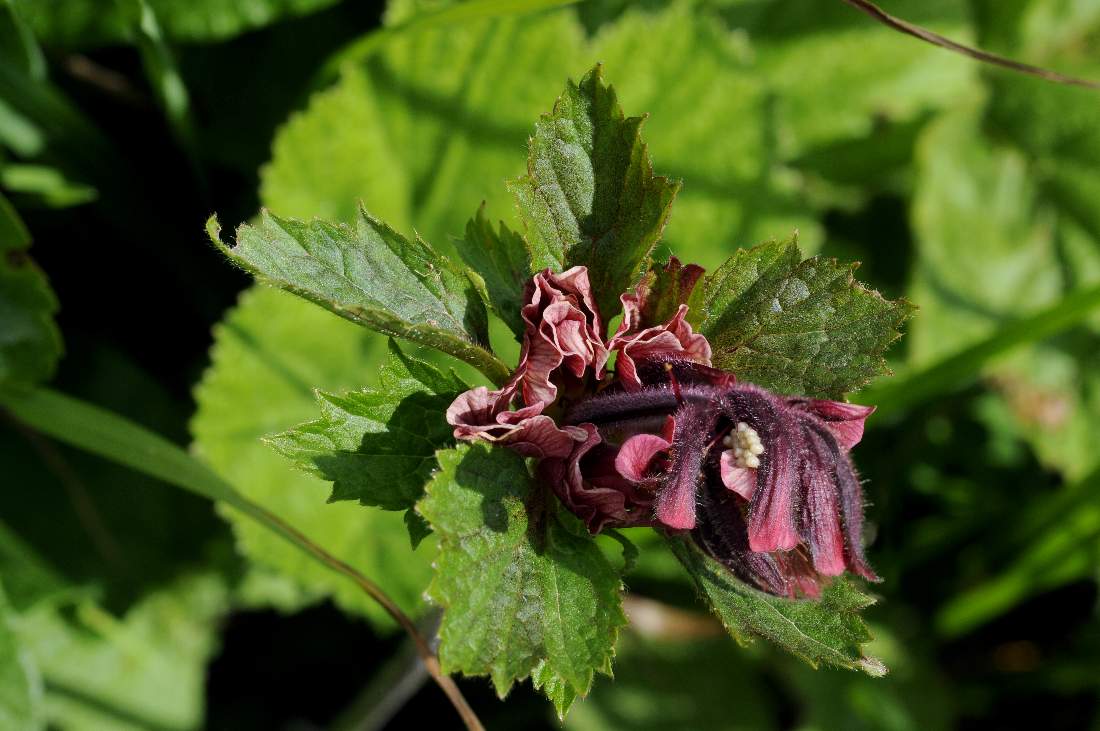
668,537 -> 884,676
209,210 -> 507,383
511,64 -> 679,318
418,444 -> 626,715
268,340 -> 466,513
694,237 -> 912,398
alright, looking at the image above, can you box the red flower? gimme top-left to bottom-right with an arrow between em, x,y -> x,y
446,263 -> 879,598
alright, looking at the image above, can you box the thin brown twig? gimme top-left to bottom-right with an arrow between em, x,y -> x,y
250,503 -> 485,731
841,0 -> 1100,90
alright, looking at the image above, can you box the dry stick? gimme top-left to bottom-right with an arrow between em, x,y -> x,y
841,0 -> 1100,90
251,503 -> 486,731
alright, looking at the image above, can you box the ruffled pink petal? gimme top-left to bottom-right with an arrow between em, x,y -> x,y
790,399 -> 875,452
609,300 -> 712,391
614,433 -> 671,482
446,383 -> 585,460
446,385 -> 515,438
517,267 -> 609,405
719,452 -> 757,501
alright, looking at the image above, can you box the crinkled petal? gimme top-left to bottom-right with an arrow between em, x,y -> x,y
447,383 -> 585,460
609,297 -> 712,391
541,424 -> 652,532
517,267 -> 609,405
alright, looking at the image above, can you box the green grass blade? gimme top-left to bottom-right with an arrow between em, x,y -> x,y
1,387 -> 310,550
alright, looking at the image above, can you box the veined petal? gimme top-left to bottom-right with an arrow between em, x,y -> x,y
615,433 -> 671,482
789,398 -> 875,452
719,452 -> 757,501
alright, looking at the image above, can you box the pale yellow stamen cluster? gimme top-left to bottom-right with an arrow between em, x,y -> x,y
722,422 -> 764,469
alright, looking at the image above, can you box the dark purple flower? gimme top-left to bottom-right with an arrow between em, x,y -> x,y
446,264 -> 878,598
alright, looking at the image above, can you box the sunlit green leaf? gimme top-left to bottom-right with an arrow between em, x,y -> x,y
455,204 -> 530,336
511,64 -> 679,318
0,582 -> 43,731
21,573 -> 226,731
667,536 -> 883,676
260,2 -> 826,279
13,0 -> 341,45
694,236 -> 912,398
418,444 -> 626,715
209,211 -> 507,384
191,286 -> 434,626
268,339 -> 466,513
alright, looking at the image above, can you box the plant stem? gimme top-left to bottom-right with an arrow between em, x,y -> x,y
842,0 -> 1100,90
0,386 -> 485,731
251,505 -> 483,730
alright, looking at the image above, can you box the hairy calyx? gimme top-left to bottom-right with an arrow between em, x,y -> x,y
447,259 -> 878,599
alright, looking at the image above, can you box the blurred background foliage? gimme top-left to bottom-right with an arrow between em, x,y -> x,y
1,0 -> 1099,728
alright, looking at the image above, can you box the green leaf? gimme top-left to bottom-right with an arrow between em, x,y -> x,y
208,210 -> 508,384
12,0 -> 341,45
20,573 -> 227,731
455,204 -> 530,337
667,536 -> 884,676
510,64 -> 680,318
418,443 -> 627,714
403,509 -> 432,550
260,2 -> 825,282
859,282 -> 1100,420
694,236 -> 912,398
0,0 -> 45,80
192,286 -> 434,626
120,0 -> 195,150
0,164 -> 97,208
935,465 -> 1100,637
267,339 -> 466,513
0,193 -> 61,388
730,0 -> 975,159
0,581 -> 43,731
908,106 -> 1100,478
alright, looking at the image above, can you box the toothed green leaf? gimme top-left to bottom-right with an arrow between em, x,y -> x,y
418,443 -> 626,714
208,209 -> 508,384
511,64 -> 680,318
694,236 -> 913,398
667,536 -> 884,676
268,339 -> 466,514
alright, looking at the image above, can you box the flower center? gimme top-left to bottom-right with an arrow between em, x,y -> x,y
722,422 -> 764,469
